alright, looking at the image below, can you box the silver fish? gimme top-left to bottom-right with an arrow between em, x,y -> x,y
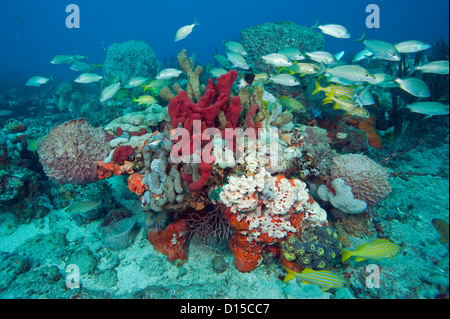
269,74 -> 300,86
26,76 -> 51,87
74,73 -> 103,84
125,77 -> 149,88
305,51 -> 338,65
414,60 -> 449,75
174,19 -> 200,41
406,102 -> 449,118
394,40 -> 431,53
261,53 -> 292,67
356,31 -> 401,61
278,48 -> 305,61
156,68 -> 182,80
352,49 -> 373,63
353,84 -> 375,107
227,51 -> 249,69
210,68 -> 228,78
311,19 -> 351,39
322,64 -> 375,82
100,82 -> 121,102
395,77 -> 430,97
64,200 -> 102,213
214,54 -> 232,68
224,40 -> 247,56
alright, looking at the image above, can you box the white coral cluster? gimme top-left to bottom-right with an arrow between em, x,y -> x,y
317,178 -> 367,214
104,104 -> 170,135
219,167 -> 328,241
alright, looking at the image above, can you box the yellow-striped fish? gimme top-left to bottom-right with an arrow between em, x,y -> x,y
312,81 -> 354,97
341,239 -> 402,262
277,96 -> 306,113
278,62 -> 320,76
432,218 -> 449,243
322,89 -> 370,118
283,267 -> 350,291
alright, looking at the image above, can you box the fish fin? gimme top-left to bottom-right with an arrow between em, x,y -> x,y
312,81 -> 322,95
301,268 -> 315,274
321,287 -> 330,292
311,18 -> 320,29
302,280 -> 310,285
283,266 -> 297,282
356,257 -> 366,262
355,30 -> 367,43
340,248 -> 352,262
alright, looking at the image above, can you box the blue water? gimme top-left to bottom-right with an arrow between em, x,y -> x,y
0,0 -> 448,81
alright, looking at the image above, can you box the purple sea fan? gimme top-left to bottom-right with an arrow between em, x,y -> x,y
37,118 -> 111,184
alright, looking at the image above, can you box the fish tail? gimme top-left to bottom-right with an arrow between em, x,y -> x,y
194,18 -> 200,26
132,96 -> 137,103
316,62 -> 326,76
355,30 -> 367,43
312,81 -> 322,95
311,18 -> 320,29
283,266 -> 297,282
277,67 -> 285,74
340,248 -> 352,262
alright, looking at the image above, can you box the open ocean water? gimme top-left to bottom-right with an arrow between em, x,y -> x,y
0,0 -> 448,309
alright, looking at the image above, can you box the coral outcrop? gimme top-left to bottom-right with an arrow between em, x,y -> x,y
38,118 -> 111,184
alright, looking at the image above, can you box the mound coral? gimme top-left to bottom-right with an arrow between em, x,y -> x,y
103,40 -> 161,81
330,153 -> 391,207
38,118 -> 111,184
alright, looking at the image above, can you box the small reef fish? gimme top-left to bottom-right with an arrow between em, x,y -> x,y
214,54 -> 232,68
394,40 -> 431,53
253,72 -> 269,82
278,62 -> 320,76
174,19 -> 200,41
283,267 -> 350,291
323,89 -> 370,118
322,64 -> 375,83
406,102 -> 449,118
51,54 -> 87,64
269,73 -> 299,86
58,94 -> 65,111
312,81 -> 354,97
227,51 -> 249,69
305,51 -> 338,65
277,96 -> 306,113
352,49 -> 373,63
395,77 -> 430,98
132,95 -> 157,106
353,84 -> 375,107
74,73 -> 103,84
69,61 -> 91,72
432,218 -> 449,243
341,239 -> 402,262
100,82 -> 121,102
261,53 -> 292,67
0,110 -> 13,117
25,76 -> 51,87
156,68 -> 183,80
210,68 -> 228,78
64,200 -> 102,214
26,136 -> 45,152
125,77 -> 149,88
277,48 -> 305,61
311,19 -> 351,39
223,40 -> 247,56
141,79 -> 169,94
356,31 -> 401,61
413,60 -> 449,75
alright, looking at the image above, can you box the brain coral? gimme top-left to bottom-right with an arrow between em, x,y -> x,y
330,153 -> 391,207
38,118 -> 111,184
103,40 -> 161,81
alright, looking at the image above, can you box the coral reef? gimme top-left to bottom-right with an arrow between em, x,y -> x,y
103,40 -> 161,82
37,118 -> 111,184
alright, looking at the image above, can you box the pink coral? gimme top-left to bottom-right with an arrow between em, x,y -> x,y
330,153 -> 391,207
38,118 -> 111,184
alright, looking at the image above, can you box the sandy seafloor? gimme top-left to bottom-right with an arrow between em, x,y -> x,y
0,139 -> 448,300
